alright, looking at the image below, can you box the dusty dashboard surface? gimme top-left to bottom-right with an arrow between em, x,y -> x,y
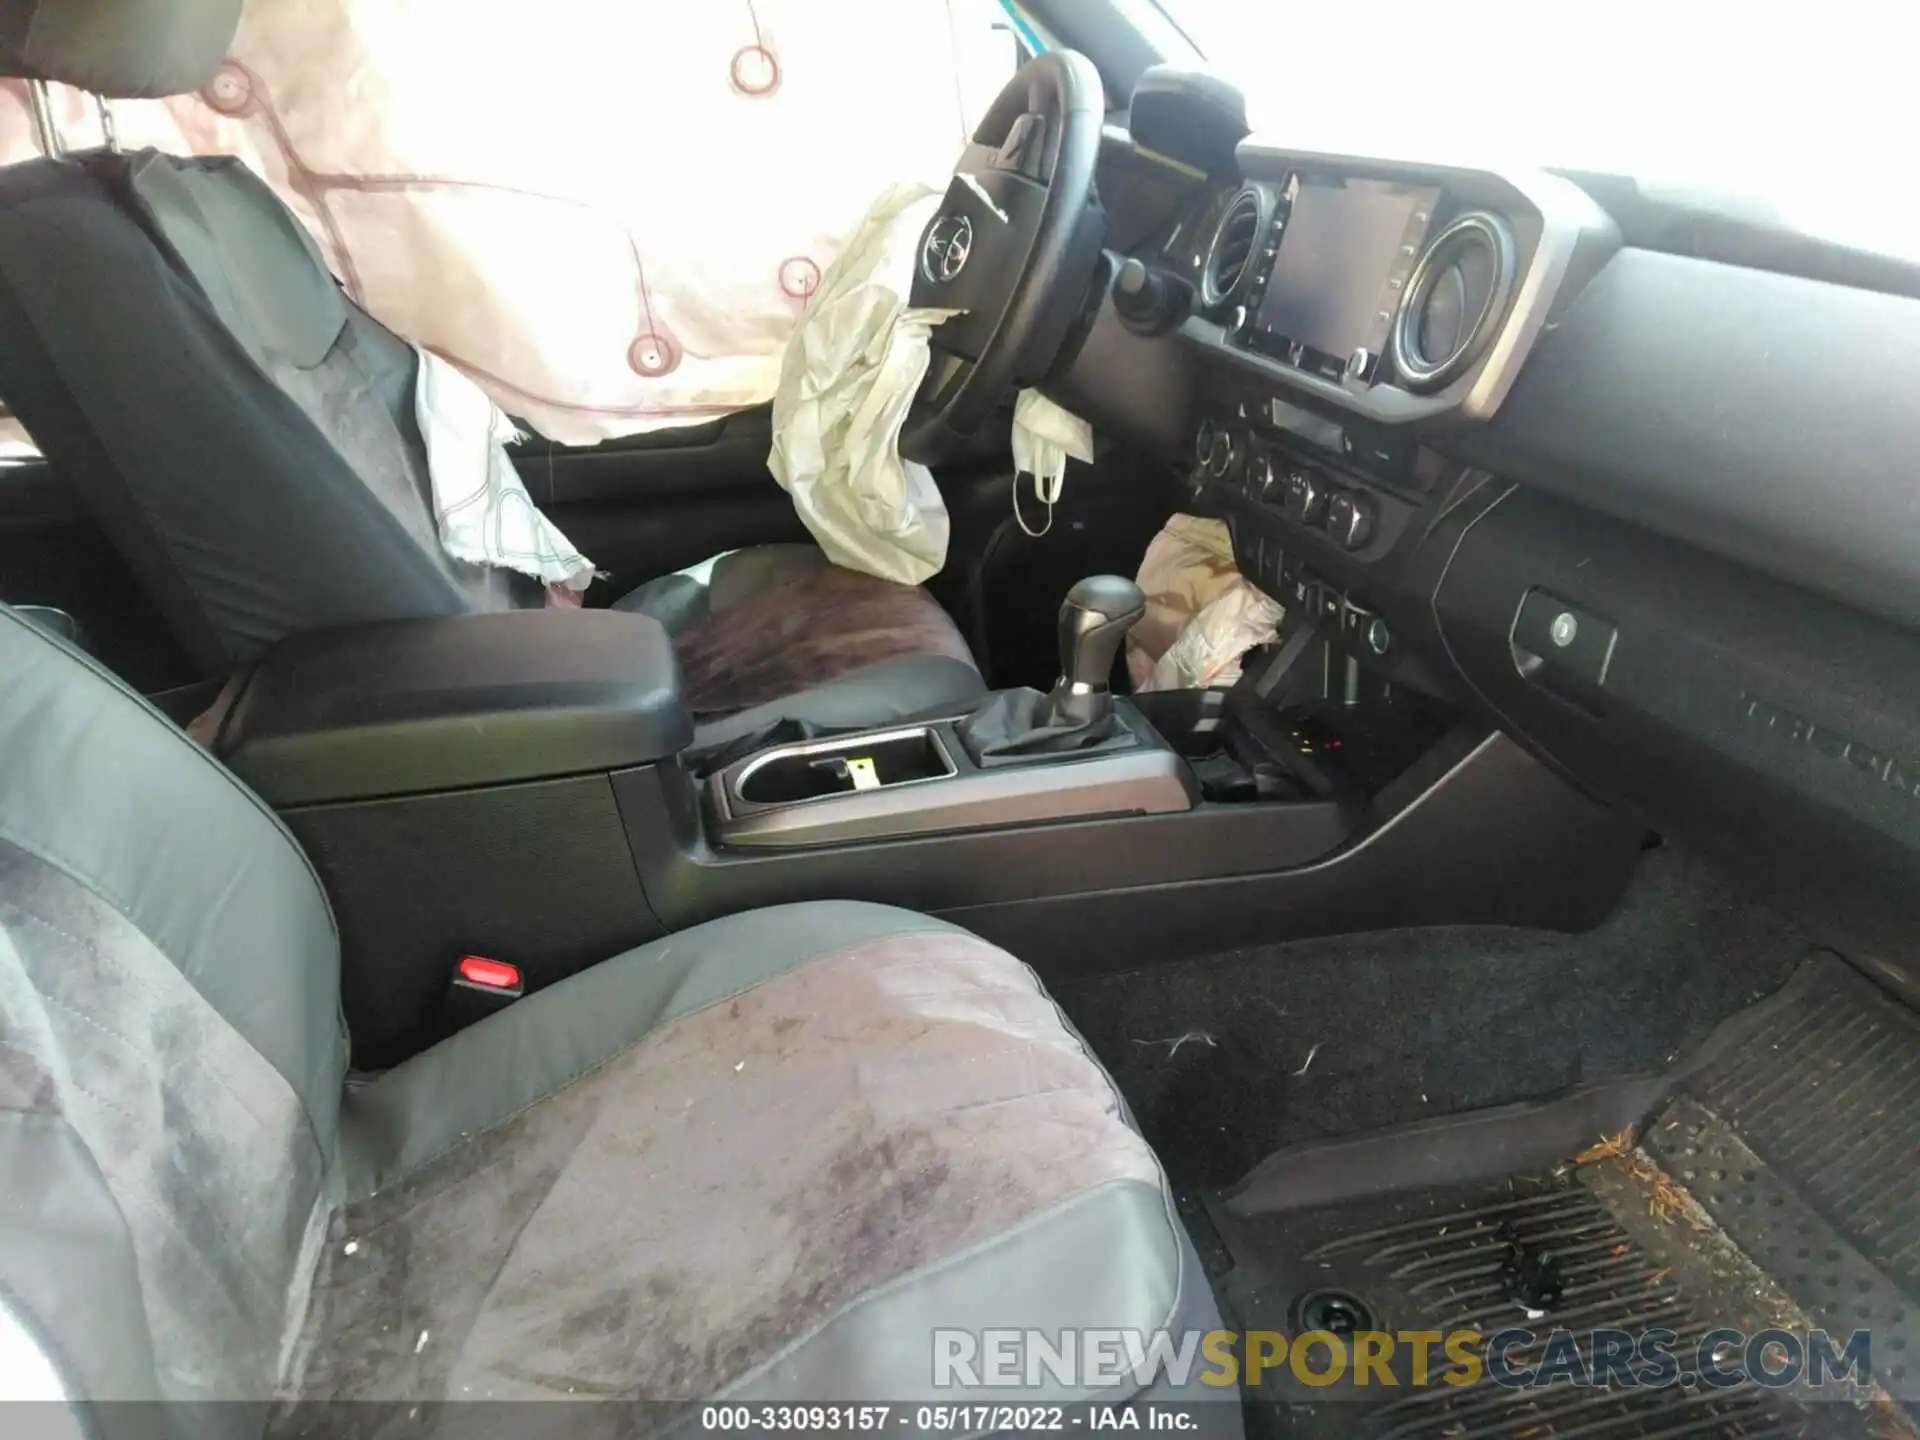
1142,126 -> 1920,997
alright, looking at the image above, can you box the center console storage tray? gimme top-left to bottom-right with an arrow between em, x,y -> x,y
707,706 -> 1196,849
733,726 -> 956,808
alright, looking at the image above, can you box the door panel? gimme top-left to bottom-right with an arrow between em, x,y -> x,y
0,457 -> 198,691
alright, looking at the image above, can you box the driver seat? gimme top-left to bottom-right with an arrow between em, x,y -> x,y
0,0 -> 985,743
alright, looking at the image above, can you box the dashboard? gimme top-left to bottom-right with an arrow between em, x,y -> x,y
1169,149 -> 1612,426
1151,151 -> 1621,684
1051,105 -> 1920,1003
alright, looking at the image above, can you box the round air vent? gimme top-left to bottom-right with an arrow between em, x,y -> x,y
1201,186 -> 1265,308
1391,212 -> 1518,392
1193,416 -> 1219,470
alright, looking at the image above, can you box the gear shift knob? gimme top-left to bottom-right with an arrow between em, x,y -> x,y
1048,574 -> 1146,725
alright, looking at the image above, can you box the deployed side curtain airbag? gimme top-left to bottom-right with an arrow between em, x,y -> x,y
0,1 -> 1014,447
414,350 -> 593,597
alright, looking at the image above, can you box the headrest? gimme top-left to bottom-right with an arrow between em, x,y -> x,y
0,0 -> 242,98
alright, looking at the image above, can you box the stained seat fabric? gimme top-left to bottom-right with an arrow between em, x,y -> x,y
0,604 -> 1228,1435
615,544 -> 985,743
0,150 -> 984,736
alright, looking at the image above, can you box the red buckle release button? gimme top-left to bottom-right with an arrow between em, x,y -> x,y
456,955 -> 523,994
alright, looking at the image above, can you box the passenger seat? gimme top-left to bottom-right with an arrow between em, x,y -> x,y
0,602 -> 1231,1434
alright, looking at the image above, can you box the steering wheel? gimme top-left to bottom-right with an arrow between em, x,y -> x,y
899,49 -> 1108,465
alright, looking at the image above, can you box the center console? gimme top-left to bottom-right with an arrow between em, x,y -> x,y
707,711 -> 1193,848
704,574 -> 1196,847
211,587 -> 1643,1072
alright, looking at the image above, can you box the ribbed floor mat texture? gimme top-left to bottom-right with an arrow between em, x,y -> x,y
1207,954 -> 1919,1440
1682,954 -> 1920,1294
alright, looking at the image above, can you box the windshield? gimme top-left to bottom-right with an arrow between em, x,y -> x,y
1154,0 -> 1917,261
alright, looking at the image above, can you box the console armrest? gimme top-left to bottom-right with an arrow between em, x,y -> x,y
215,610 -> 691,806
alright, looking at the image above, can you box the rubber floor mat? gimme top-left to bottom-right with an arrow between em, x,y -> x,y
1213,1165 -> 1890,1438
1204,953 -> 1920,1439
1679,953 -> 1920,1296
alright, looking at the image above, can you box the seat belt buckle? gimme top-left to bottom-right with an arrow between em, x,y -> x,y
439,954 -> 524,1036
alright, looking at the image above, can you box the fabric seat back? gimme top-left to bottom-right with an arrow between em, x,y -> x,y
0,604 -> 345,1426
0,150 -> 531,673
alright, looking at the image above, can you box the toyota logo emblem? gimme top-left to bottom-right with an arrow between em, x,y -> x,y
921,214 -> 974,284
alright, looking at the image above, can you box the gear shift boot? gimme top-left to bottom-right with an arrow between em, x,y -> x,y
956,574 -> 1148,765
957,686 -> 1137,766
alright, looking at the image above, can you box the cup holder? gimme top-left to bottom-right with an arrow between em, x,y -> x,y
733,727 -> 956,808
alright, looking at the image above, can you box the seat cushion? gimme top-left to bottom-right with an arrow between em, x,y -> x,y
616,546 -> 986,746
284,903 -> 1214,1413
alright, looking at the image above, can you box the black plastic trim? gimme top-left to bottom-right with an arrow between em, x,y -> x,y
1391,210 -> 1518,390
1430,480 -> 1920,993
218,610 -> 692,806
1458,246 -> 1920,628
618,726 -> 1641,981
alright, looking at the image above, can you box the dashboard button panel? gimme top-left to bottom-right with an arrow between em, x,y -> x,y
1282,470 -> 1326,525
1366,616 -> 1393,656
1325,491 -> 1376,550
1188,414 -> 1416,631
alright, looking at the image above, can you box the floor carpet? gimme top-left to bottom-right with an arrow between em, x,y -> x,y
1052,844 -> 1812,1189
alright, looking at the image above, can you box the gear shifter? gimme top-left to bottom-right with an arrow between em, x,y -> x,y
956,575 -> 1146,764
1046,575 -> 1147,726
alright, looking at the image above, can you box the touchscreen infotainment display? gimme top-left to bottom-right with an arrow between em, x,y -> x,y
1251,175 -> 1439,384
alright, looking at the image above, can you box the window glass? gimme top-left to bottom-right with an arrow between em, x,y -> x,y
1156,0 -> 1919,262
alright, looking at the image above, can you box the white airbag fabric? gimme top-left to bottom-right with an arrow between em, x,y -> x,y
0,0 -> 1012,449
414,349 -> 594,594
1129,514 -> 1285,691
768,183 -> 959,587
1149,582 -> 1286,691
767,185 -> 1101,586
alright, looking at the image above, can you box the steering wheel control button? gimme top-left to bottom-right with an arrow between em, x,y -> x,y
1367,616 -> 1393,655
1282,470 -> 1326,526
1346,346 -> 1373,381
1326,491 -> 1376,550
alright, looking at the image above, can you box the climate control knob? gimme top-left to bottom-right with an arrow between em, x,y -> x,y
1282,470 -> 1326,526
1326,491 -> 1376,550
